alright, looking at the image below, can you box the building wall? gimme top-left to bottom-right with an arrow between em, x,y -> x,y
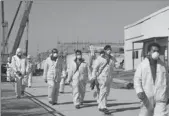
124,8 -> 169,71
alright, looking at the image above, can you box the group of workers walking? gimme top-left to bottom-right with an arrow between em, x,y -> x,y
43,45 -> 117,114
6,42 -> 169,116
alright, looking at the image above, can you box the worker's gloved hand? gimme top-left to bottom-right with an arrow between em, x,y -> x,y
66,80 -> 71,85
16,71 -> 22,76
90,79 -> 96,90
44,79 -> 47,83
137,92 -> 146,100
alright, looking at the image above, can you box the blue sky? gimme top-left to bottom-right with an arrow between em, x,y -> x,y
3,0 -> 169,56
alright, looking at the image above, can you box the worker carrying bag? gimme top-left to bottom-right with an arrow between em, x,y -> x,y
90,58 -> 110,90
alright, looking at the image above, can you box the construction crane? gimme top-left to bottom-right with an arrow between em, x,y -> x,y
11,1 -> 33,56
1,1 -> 33,81
1,1 -> 33,63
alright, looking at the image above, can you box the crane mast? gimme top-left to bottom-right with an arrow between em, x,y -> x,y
11,1 -> 33,56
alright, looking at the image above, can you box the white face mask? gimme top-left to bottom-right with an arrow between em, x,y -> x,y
53,53 -> 58,57
76,55 -> 82,59
151,52 -> 160,60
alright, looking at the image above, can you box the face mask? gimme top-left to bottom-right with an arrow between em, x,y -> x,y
151,52 -> 160,60
76,55 -> 82,59
53,53 -> 58,57
17,54 -> 22,58
106,50 -> 111,55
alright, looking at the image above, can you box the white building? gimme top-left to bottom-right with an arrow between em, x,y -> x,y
124,6 -> 169,71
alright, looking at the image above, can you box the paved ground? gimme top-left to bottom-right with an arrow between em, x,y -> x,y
1,82 -> 54,116
8,75 -> 169,116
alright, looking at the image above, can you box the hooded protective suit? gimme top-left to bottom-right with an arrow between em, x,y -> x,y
67,58 -> 88,106
24,55 -> 33,87
6,57 -> 13,81
11,48 -> 26,97
59,55 -> 67,93
134,58 -> 169,116
43,56 -> 66,103
91,56 -> 115,109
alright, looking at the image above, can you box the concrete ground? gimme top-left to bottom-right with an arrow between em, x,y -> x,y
3,76 -> 168,116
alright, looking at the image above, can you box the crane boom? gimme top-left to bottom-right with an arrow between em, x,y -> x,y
11,1 -> 33,55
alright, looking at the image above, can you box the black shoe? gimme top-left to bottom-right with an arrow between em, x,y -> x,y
102,108 -> 111,115
21,91 -> 24,96
99,108 -> 109,112
60,92 -> 64,94
16,96 -> 21,99
49,101 -> 55,105
75,105 -> 80,109
49,101 -> 57,105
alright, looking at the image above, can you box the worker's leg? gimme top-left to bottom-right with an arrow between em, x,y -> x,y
79,81 -> 86,103
53,81 -> 60,103
6,72 -> 11,81
28,73 -> 32,87
15,75 -> 22,97
59,78 -> 65,93
21,76 -> 28,95
105,81 -> 111,105
47,80 -> 56,102
95,83 -> 100,104
72,81 -> 80,106
98,79 -> 108,109
154,102 -> 168,116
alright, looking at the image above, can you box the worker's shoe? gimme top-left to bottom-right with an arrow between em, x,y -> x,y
21,91 -> 25,96
75,105 -> 80,109
16,96 -> 21,99
28,86 -> 31,88
49,101 -> 57,105
60,92 -> 64,94
99,108 -> 111,115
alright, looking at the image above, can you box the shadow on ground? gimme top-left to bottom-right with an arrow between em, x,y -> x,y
1,98 -> 50,116
59,99 -> 116,105
110,106 -> 140,113
1,89 -> 16,97
81,101 -> 139,109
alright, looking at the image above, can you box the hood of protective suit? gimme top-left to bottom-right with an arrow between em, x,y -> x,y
27,55 -> 31,59
16,48 -> 22,55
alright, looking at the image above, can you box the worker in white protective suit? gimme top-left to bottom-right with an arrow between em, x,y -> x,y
43,48 -> 66,105
134,43 -> 169,116
89,50 -> 104,102
26,55 -> 33,88
91,45 -> 116,115
6,57 -> 13,82
67,50 -> 88,109
59,52 -> 68,93
11,48 -> 26,98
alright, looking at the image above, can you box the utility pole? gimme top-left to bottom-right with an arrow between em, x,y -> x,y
1,1 -> 5,63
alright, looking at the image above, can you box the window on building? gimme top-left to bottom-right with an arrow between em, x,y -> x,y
133,51 -> 139,59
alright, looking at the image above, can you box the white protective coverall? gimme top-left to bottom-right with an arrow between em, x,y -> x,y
59,57 -> 67,93
25,60 -> 33,87
43,57 -> 66,103
11,53 -> 26,97
92,56 -> 115,109
6,62 -> 13,81
67,59 -> 88,106
134,58 -> 169,116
